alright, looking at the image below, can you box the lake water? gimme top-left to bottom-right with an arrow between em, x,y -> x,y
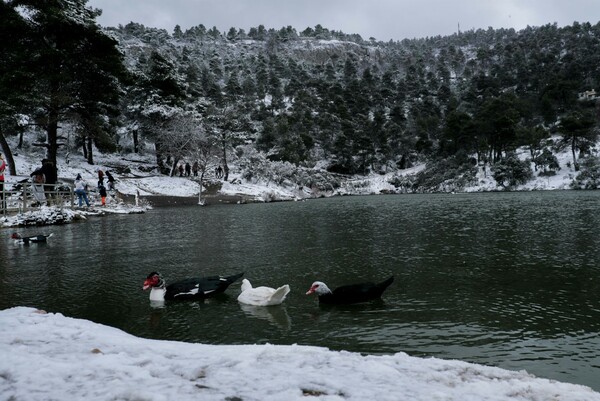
2,191 -> 600,390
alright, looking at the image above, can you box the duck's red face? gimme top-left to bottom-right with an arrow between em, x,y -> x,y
306,281 -> 328,295
306,283 -> 319,295
143,274 -> 160,290
11,233 -> 20,239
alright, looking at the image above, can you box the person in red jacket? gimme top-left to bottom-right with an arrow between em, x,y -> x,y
97,169 -> 104,187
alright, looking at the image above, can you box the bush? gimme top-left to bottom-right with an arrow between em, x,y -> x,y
238,147 -> 342,192
398,154 -> 477,192
571,156 -> 600,189
533,148 -> 559,174
491,154 -> 533,188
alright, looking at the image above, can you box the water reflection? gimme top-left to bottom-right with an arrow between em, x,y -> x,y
239,303 -> 292,331
149,300 -> 166,309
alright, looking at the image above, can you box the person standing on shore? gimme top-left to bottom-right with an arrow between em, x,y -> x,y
98,183 -> 107,206
29,158 -> 58,206
74,174 -> 90,207
106,171 -> 115,190
97,169 -> 104,187
42,159 -> 57,205
29,164 -> 46,206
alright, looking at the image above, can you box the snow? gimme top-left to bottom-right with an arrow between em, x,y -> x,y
1,137 -> 588,229
0,149 -> 154,227
3,134 -> 587,218
1,307 -> 599,401
3,140 -> 600,399
463,142 -> 579,192
123,176 -> 200,197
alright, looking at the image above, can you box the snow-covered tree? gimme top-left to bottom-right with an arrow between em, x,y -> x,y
558,110 -> 598,171
2,0 -> 126,166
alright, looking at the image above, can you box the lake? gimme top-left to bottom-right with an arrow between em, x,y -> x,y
2,191 -> 600,390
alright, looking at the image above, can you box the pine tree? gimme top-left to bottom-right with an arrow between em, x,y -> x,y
0,1 -> 37,173
1,0 -> 127,166
559,109 -> 598,171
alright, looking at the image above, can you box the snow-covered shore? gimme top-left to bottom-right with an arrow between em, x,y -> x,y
3,138 -> 583,210
1,307 -> 598,401
2,144 -> 598,399
1,140 -> 585,229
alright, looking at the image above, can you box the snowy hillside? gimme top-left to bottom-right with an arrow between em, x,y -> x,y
2,134 -> 592,209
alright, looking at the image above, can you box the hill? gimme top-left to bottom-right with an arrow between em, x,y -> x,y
1,2 -> 599,196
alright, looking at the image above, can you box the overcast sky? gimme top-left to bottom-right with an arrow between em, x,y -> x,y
87,0 -> 600,41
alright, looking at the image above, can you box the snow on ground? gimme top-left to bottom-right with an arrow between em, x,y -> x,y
464,159 -> 575,192
515,151 -> 577,191
336,164 -> 427,196
1,307 -> 599,401
122,176 -> 200,197
1,149 -> 152,228
3,143 -> 598,400
4,135 -> 588,209
219,179 -> 303,202
464,138 -> 581,192
1,141 -> 587,227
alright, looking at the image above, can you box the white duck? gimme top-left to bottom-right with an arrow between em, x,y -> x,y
237,279 -> 290,306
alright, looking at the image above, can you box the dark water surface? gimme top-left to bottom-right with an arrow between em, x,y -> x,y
2,191 -> 600,390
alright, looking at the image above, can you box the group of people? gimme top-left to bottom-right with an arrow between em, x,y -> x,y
176,162 -> 224,179
97,169 -> 115,190
0,154 -> 119,210
73,169 -> 115,208
0,156 -> 57,210
178,161 -> 199,177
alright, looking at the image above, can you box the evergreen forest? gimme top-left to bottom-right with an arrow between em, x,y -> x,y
2,0 -> 600,191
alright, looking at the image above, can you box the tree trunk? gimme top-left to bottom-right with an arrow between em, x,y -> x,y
132,129 -> 139,153
198,170 -> 205,205
46,115 -> 59,166
86,137 -> 94,164
571,136 -> 579,171
220,133 -> 229,181
44,78 -> 63,166
0,131 -> 17,175
17,131 -> 23,150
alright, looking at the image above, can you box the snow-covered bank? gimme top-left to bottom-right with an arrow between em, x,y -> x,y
4,134 -> 592,213
1,307 -> 598,401
0,204 -> 149,228
2,136 -> 594,229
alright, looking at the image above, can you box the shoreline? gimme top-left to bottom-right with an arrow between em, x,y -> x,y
3,187 -> 595,229
138,186 -> 593,208
128,192 -> 252,207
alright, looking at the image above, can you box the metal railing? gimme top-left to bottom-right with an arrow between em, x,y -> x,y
0,181 -> 76,215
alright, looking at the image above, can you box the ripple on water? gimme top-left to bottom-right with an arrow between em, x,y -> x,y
2,192 -> 600,391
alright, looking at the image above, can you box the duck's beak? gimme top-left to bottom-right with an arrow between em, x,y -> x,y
306,285 -> 316,295
142,279 -> 152,291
